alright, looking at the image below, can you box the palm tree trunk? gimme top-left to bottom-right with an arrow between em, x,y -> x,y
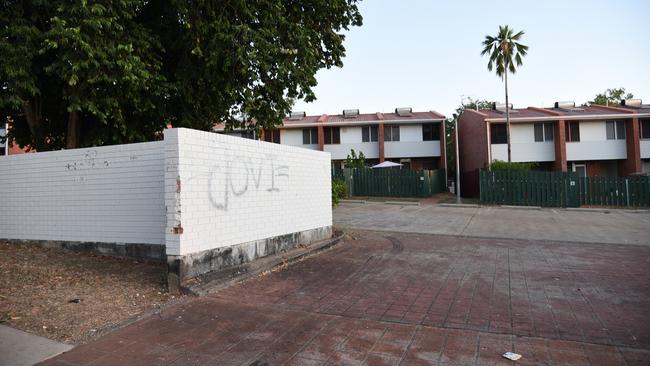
504,66 -> 512,162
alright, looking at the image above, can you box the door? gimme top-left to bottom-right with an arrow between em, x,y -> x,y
572,163 -> 586,178
571,163 -> 586,206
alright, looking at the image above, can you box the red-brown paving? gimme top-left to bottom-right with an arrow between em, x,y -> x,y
39,231 -> 650,365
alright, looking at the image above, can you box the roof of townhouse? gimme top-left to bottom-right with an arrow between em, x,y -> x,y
213,108 -> 446,131
478,100 -> 650,121
481,108 -> 555,119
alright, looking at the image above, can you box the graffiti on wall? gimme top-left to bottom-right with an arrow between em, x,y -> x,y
207,154 -> 289,211
65,149 -> 110,171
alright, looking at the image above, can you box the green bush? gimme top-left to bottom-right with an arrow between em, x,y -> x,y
332,179 -> 347,206
489,160 -> 537,171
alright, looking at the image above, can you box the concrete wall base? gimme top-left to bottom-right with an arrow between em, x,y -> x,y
2,239 -> 166,261
166,226 -> 333,293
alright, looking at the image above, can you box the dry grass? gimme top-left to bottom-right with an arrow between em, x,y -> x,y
0,241 -> 178,344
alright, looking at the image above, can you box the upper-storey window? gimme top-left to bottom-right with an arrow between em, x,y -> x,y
302,128 -> 318,144
362,125 -> 378,142
642,119 -> 650,139
264,129 -> 280,144
606,120 -> 626,140
565,121 -> 580,142
534,122 -> 554,142
324,127 -> 340,144
422,123 -> 440,141
385,125 -> 400,142
490,124 -> 507,144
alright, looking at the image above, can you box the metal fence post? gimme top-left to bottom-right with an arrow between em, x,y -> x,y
625,178 -> 630,207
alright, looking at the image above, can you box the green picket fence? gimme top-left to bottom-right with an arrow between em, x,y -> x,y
480,170 -> 650,208
348,168 -> 445,198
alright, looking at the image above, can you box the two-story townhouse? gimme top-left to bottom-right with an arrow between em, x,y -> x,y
458,99 -> 650,197
217,108 -> 447,171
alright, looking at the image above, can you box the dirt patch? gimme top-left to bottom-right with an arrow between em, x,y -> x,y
0,241 -> 178,344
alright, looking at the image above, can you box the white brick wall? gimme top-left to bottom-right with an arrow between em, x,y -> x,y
164,128 -> 332,256
0,141 -> 165,244
0,128 -> 332,257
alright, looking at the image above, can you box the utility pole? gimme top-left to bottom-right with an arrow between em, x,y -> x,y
456,95 -> 473,203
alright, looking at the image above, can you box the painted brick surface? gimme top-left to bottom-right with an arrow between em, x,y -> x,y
164,128 -> 332,256
0,141 -> 165,244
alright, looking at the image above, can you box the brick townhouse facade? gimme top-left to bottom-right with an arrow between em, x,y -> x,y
217,108 -> 447,171
458,99 -> 650,197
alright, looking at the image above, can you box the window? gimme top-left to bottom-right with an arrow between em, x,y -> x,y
642,119 -> 650,139
534,122 -> 554,142
606,120 -> 626,140
385,125 -> 400,142
565,121 -> 580,142
240,130 -> 255,140
490,124 -> 507,144
324,127 -> 340,144
302,128 -> 318,144
422,124 -> 440,141
264,129 -> 280,144
362,125 -> 378,142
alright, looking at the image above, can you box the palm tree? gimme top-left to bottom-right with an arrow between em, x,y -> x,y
481,25 -> 528,162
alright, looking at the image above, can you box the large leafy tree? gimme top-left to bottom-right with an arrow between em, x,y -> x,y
1,0 -> 363,150
591,87 -> 633,106
481,25 -> 528,162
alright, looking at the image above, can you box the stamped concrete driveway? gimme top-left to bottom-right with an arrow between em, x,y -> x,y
334,203 -> 650,245
40,224 -> 650,365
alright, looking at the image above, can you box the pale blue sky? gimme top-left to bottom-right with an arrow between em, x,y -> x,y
293,0 -> 650,118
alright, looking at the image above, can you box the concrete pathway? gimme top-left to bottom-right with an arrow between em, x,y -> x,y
0,325 -> 72,366
38,231 -> 650,365
334,203 -> 650,245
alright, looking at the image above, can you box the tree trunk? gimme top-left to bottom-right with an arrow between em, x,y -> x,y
21,99 -> 40,137
504,66 -> 512,162
66,110 -> 81,149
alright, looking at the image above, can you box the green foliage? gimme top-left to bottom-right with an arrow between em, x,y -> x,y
591,88 -> 633,106
489,160 -> 537,171
446,98 -> 493,178
1,1 -> 363,150
331,179 -> 347,206
481,25 -> 528,77
345,149 -> 366,169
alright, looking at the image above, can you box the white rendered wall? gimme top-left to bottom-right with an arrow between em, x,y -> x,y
0,142 -> 165,244
490,144 -> 508,162
500,123 -> 556,162
164,128 -> 332,256
324,142 -> 379,160
280,129 -> 319,151
384,124 -> 440,158
323,126 -> 380,160
385,141 -> 440,158
566,121 -> 626,161
641,140 -> 650,159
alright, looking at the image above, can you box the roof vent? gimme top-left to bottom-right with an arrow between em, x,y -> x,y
288,111 -> 306,120
343,109 -> 359,118
395,107 -> 413,117
621,99 -> 642,107
554,101 -> 575,109
492,103 -> 513,111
